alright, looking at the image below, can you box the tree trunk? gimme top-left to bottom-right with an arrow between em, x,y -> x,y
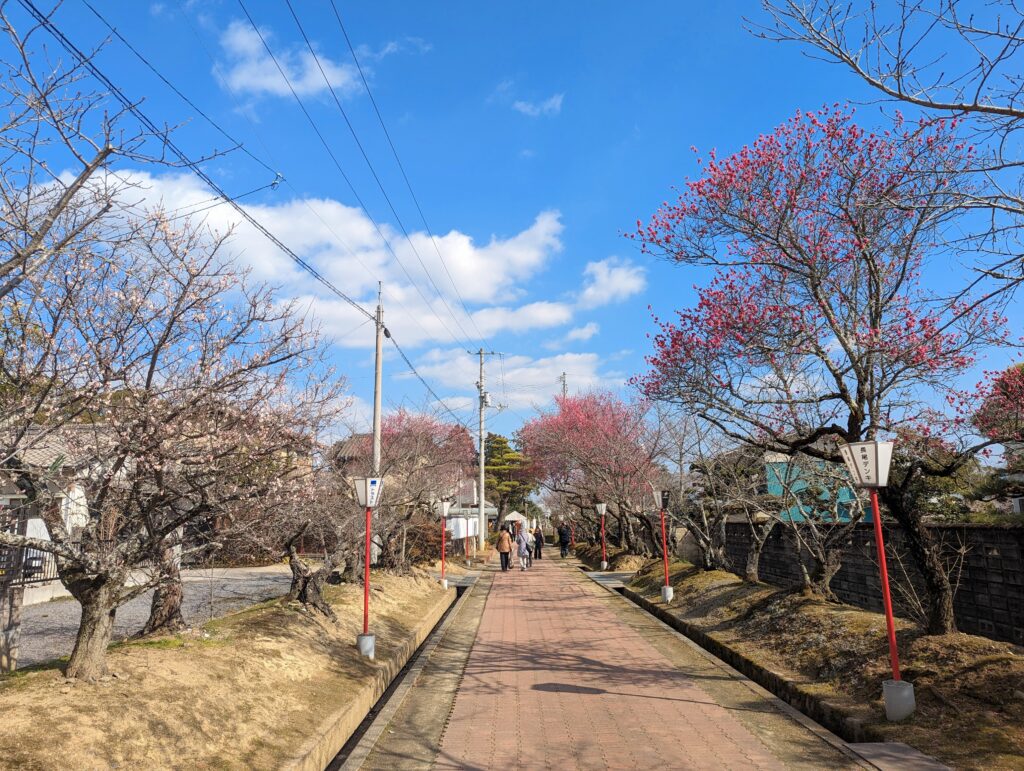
743,519 -> 775,584
140,539 -> 186,636
883,486 -> 957,634
66,579 -> 117,680
808,548 -> 841,601
1,585 -> 24,673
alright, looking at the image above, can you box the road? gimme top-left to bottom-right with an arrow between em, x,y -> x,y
17,564 -> 291,668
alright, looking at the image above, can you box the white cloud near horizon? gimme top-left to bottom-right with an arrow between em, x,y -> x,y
512,93 -> 564,117
216,19 -> 360,99
414,349 -> 621,410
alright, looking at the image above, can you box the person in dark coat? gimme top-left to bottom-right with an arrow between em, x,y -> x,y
533,526 -> 544,560
558,524 -> 571,558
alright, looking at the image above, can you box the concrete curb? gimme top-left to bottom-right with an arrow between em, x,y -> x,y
621,586 -> 886,745
337,576 -> 481,770
281,586 -> 457,771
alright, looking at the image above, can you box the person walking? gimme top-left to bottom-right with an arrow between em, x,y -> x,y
533,526 -> 544,560
496,525 -> 513,572
558,524 -> 571,558
516,526 -> 532,571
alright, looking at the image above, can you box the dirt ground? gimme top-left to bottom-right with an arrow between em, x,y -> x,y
629,559 -> 1024,771
574,542 -> 651,572
0,570 -> 451,770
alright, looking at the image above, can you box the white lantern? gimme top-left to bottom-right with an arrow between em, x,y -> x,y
353,477 -> 384,508
435,499 -> 452,518
838,441 -> 894,488
595,503 -> 607,516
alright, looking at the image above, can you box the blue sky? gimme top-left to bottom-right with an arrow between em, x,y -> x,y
31,1 -> 1020,438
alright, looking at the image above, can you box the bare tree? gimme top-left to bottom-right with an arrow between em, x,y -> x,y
0,217 -> 343,679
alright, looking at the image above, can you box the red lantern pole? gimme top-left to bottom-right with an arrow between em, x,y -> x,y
363,505 -> 372,636
659,506 -> 670,588
441,515 -> 446,583
600,514 -> 607,566
870,489 -> 901,680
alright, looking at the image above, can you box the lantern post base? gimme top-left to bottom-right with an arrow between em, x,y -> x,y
357,633 -> 376,660
661,586 -> 674,603
440,578 -> 448,591
600,560 -> 608,571
883,680 -> 915,721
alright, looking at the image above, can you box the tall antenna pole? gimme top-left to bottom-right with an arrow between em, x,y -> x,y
559,371 -> 568,399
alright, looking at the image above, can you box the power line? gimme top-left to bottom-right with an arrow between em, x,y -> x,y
388,337 -> 472,431
234,0 -> 468,348
167,0 -> 467,377
283,0 -> 479,349
82,0 -> 280,180
31,0 -> 486,433
18,0 -> 372,322
328,0 -> 486,346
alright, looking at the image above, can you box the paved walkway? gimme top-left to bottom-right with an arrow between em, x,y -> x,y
433,558 -> 860,770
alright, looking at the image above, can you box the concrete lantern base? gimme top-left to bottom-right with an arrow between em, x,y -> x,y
440,578 -> 449,591
883,679 -> 915,721
600,560 -> 608,571
661,586 -> 674,603
357,633 -> 376,660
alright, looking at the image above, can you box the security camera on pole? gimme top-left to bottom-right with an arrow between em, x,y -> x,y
838,440 -> 915,722
659,490 -> 673,603
435,498 -> 452,591
353,477 -> 383,660
596,503 -> 608,570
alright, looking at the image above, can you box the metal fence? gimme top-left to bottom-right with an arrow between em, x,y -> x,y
1,506 -> 62,588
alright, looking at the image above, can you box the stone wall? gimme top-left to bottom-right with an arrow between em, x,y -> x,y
723,521 -> 1024,645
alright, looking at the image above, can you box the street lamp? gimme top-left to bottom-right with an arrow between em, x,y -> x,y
353,477 -> 383,660
434,499 -> 452,591
838,440 -> 915,721
659,490 -> 673,603
596,503 -> 608,570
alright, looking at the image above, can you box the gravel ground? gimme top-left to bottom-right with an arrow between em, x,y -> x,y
18,565 -> 291,668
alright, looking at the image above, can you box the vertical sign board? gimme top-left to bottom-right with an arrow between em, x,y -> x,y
365,478 -> 382,508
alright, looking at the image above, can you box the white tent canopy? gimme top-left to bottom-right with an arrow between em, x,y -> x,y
503,511 -> 528,523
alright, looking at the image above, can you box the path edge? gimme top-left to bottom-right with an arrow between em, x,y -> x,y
281,586 -> 457,771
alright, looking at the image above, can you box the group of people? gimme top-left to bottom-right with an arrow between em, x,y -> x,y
495,522 -> 575,571
494,523 -> 544,571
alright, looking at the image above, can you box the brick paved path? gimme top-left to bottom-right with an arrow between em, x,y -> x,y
435,558 -> 854,770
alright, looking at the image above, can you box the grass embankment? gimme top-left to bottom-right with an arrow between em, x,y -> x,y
574,542 -> 653,572
0,570 -> 453,770
627,559 -> 1024,770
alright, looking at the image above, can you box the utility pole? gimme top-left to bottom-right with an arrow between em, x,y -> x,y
471,348 -> 498,549
372,284 -> 384,476
559,372 -> 568,399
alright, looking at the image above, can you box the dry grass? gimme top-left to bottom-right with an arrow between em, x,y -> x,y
629,560 -> 1024,770
0,570 -> 450,770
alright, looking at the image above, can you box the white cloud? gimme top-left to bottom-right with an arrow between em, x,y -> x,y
216,20 -> 359,99
578,257 -> 646,309
356,37 -> 432,61
471,302 -> 572,336
414,348 -> 620,410
512,93 -> 564,117
402,210 -> 563,304
543,322 -> 600,351
566,322 -> 599,342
